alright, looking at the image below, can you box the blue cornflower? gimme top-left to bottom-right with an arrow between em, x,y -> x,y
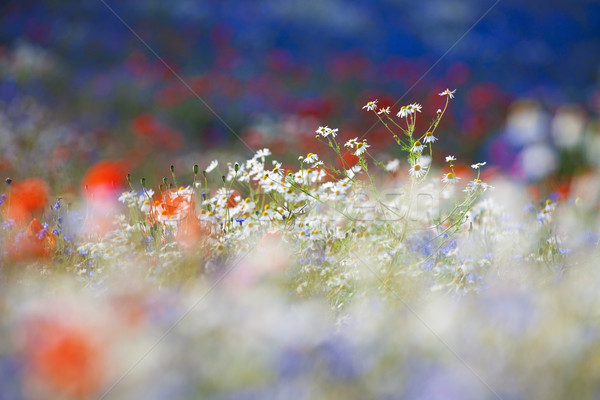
235,216 -> 246,225
0,194 -> 6,205
53,200 -> 60,210
52,228 -> 61,235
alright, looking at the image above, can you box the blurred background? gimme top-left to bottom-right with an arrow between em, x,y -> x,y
1,0 -> 599,199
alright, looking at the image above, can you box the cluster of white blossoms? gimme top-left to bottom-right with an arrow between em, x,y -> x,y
358,89 -> 493,194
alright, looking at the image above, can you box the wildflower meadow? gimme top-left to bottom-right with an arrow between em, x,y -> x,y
2,2 -> 600,399
2,84 -> 600,399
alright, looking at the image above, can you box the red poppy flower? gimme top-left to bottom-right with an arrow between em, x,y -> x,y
22,317 -> 107,399
81,160 -> 127,202
5,178 -> 49,224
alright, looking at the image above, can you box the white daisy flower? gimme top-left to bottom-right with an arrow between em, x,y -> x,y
409,103 -> 422,113
411,140 -> 425,153
471,162 -> 487,169
396,103 -> 422,118
439,89 -> 456,99
377,106 -> 391,115
304,153 -> 319,164
362,100 -> 378,111
272,161 -> 282,173
464,179 -> 493,193
442,172 -> 461,184
344,137 -> 358,148
315,126 -> 329,136
205,160 -> 218,173
326,127 -> 339,138
385,159 -> 400,172
409,159 -> 428,178
255,148 -> 271,159
354,141 -> 370,156
423,131 -> 437,144
445,155 -> 456,163
312,160 -> 324,168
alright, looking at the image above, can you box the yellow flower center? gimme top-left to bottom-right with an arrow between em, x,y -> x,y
414,141 -> 422,147
414,164 -> 421,171
446,172 -> 454,179
425,132 -> 433,137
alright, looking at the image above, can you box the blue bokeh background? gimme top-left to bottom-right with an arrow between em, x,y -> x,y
1,0 -> 598,189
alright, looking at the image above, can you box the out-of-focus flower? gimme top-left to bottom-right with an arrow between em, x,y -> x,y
519,143 -> 556,181
551,105 -> 585,149
471,162 -> 487,169
5,179 -> 49,225
82,160 -> 127,203
442,172 -> 461,184
151,187 -> 195,225
205,160 -> 219,174
5,218 -> 56,263
464,179 -> 493,193
385,159 -> 400,172
20,314 -> 108,399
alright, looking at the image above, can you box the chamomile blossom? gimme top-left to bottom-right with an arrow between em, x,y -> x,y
423,131 -> 438,144
411,141 -> 425,153
409,158 -> 428,178
377,107 -> 391,115
344,138 -> 358,148
255,148 -> 271,159
352,141 -> 369,156
471,162 -> 487,169
397,103 -> 422,118
326,127 -> 338,138
304,153 -> 319,164
445,155 -> 456,163
315,126 -> 328,136
205,160 -> 218,173
442,172 -> 461,184
464,179 -> 493,193
439,88 -> 456,99
272,161 -> 283,173
316,126 -> 338,138
362,100 -> 378,111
